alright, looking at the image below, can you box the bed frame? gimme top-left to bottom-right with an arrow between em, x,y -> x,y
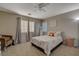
31,42 -> 63,56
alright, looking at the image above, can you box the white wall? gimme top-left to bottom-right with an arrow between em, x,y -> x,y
0,12 -> 18,39
47,18 -> 78,38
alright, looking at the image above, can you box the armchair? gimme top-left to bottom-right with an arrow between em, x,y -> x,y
1,34 -> 13,47
0,34 -> 13,50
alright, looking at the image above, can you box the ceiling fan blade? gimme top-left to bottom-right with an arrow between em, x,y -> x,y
38,3 -> 49,8
39,8 -> 46,12
34,3 -> 49,12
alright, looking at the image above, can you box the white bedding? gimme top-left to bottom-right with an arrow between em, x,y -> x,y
31,35 -> 63,55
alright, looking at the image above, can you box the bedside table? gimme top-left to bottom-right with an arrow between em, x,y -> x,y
63,37 -> 74,47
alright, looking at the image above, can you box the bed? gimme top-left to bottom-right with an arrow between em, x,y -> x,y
31,32 -> 63,55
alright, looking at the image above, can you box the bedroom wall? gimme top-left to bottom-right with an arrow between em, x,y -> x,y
47,17 -> 78,39
45,9 -> 79,47
0,11 -> 18,39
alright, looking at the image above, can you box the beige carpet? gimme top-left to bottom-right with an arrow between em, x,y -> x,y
0,51 -> 1,56
1,42 -> 79,56
0,45 -> 1,56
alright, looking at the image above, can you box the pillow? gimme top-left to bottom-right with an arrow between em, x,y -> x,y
54,32 -> 61,37
48,32 -> 55,37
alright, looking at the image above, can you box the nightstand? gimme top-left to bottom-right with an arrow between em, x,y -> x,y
63,37 -> 74,47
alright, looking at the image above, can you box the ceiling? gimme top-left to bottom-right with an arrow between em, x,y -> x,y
0,3 -> 79,19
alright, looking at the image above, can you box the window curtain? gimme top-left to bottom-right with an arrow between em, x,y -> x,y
27,19 -> 30,41
21,19 -> 29,42
41,20 -> 48,35
34,22 -> 41,36
20,17 -> 33,42
28,20 -> 41,41
28,20 -> 35,41
15,17 -> 21,44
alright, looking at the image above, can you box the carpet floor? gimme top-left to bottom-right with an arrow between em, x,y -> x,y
0,51 -> 1,56
1,42 -> 79,56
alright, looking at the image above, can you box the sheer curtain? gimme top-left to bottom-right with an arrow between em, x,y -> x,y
21,19 -> 41,42
21,19 -> 36,42
29,21 -> 35,41
34,22 -> 41,36
21,19 -> 29,42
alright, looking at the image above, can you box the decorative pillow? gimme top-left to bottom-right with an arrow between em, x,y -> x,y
48,32 -> 55,37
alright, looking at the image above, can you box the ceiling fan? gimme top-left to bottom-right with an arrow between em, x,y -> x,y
35,3 -> 49,12
28,3 -> 49,15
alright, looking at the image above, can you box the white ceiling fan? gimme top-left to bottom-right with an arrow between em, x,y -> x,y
35,3 -> 49,12
27,3 -> 49,15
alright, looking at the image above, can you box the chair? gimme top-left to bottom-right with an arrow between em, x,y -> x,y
0,34 -> 13,50
1,34 -> 13,47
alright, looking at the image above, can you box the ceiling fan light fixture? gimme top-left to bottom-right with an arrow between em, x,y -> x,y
28,13 -> 31,15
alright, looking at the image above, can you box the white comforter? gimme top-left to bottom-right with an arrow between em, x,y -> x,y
31,35 -> 63,55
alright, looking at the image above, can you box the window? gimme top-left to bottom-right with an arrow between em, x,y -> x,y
21,20 -> 28,32
21,20 -> 34,32
42,22 -> 47,32
29,22 -> 35,32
